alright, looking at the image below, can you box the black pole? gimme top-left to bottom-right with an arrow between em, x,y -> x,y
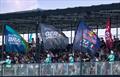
116,26 -> 118,38
71,24 -> 72,52
28,27 -> 30,43
97,25 -> 99,36
71,25 -> 72,45
36,21 -> 39,63
60,27 -> 63,49
116,17 -> 118,38
36,18 -> 41,76
80,23 -> 83,75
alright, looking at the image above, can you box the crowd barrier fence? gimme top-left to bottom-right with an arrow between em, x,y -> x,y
0,62 -> 120,76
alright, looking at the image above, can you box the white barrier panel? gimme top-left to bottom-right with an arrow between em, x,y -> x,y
1,62 -> 120,76
41,63 -> 53,76
3,65 -> 14,76
53,63 -> 68,75
27,64 -> 39,76
68,63 -> 80,75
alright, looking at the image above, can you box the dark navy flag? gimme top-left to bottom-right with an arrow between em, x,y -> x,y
39,24 -> 69,50
73,21 -> 100,54
5,25 -> 28,52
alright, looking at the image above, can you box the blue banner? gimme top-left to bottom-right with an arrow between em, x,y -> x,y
73,21 -> 100,54
5,25 -> 28,52
39,24 -> 69,50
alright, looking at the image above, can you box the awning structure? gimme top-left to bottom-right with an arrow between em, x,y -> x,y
0,3 -> 120,34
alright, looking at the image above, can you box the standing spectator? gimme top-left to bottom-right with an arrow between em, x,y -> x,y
69,54 -> 75,75
44,54 -> 52,63
5,56 -> 12,68
108,50 -> 115,62
69,54 -> 74,63
100,37 -> 106,49
107,50 -> 115,74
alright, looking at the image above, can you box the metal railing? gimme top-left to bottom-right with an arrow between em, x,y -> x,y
0,61 -> 120,76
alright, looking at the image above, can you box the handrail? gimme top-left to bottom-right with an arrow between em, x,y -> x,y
0,62 -> 120,76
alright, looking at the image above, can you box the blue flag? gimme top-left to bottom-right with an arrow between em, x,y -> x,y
5,25 -> 28,52
73,21 -> 100,54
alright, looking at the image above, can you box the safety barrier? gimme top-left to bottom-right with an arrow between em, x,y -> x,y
0,62 -> 120,76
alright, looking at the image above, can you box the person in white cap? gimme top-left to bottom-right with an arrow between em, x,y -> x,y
108,50 -> 115,62
44,54 -> 52,63
69,53 -> 75,75
69,54 -> 74,63
107,50 -> 115,74
5,56 -> 12,68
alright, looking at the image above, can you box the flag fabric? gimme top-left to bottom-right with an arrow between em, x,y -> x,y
105,18 -> 113,49
39,24 -> 69,50
5,25 -> 28,52
73,21 -> 100,54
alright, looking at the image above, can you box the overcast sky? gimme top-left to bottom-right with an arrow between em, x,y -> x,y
0,0 -> 120,13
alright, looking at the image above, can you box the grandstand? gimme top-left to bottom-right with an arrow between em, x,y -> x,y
0,3 -> 120,76
0,3 -> 120,32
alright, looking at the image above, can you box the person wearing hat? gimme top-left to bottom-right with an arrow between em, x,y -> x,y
44,54 -> 52,63
108,50 -> 115,62
69,53 -> 75,75
107,50 -> 115,74
5,56 -> 12,68
69,54 -> 74,63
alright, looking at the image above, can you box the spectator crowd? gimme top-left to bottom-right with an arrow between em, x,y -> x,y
0,36 -> 120,64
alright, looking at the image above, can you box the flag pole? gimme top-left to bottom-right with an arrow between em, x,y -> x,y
80,21 -> 84,75
36,20 -> 39,63
28,26 -> 30,43
116,16 -> 118,38
97,25 -> 98,36
71,24 -> 72,52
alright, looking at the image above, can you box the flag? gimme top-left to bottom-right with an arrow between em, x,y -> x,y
39,24 -> 69,50
5,25 -> 28,52
105,18 -> 113,49
73,21 -> 100,54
